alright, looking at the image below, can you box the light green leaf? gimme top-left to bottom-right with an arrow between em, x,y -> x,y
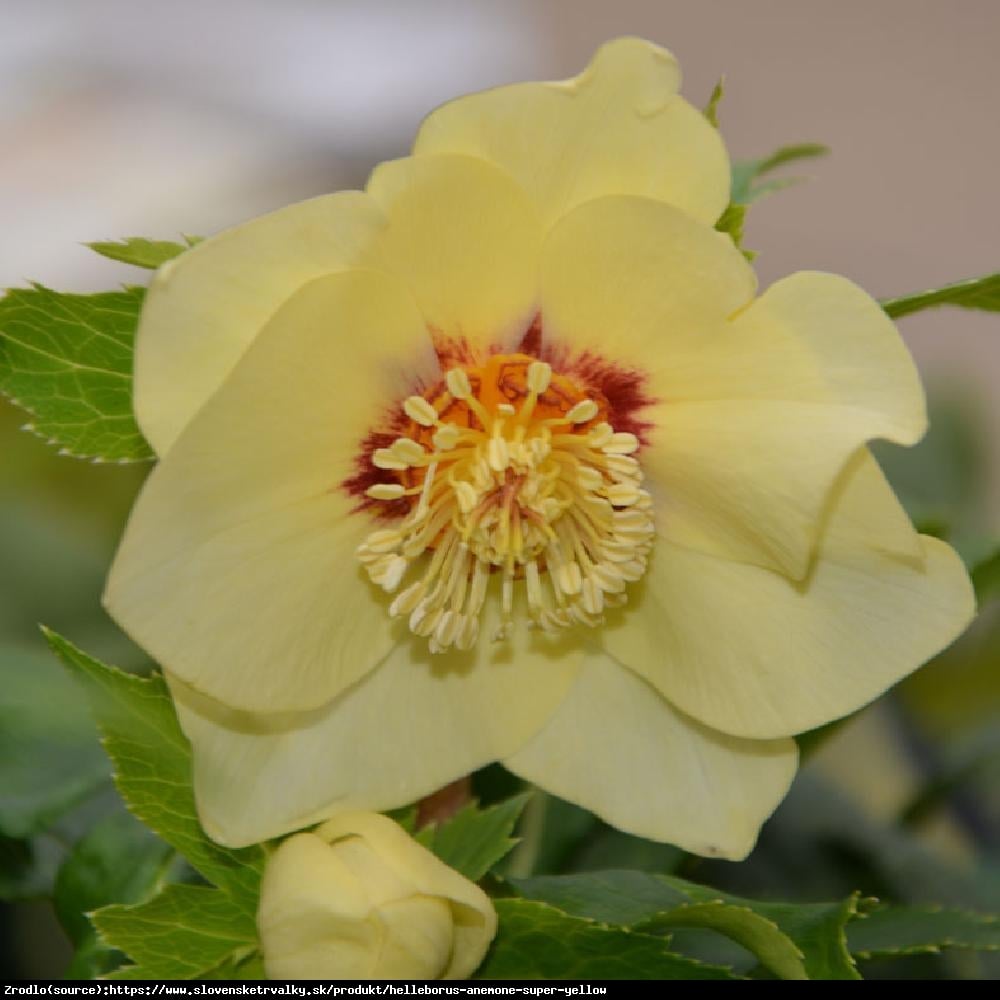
55,810 -> 174,977
704,77 -> 725,127
0,642 -> 109,838
511,871 -> 807,980
43,629 -> 266,913
419,793 -> 530,881
731,143 -> 829,204
881,273 -> 1000,320
87,237 -> 191,270
93,883 -> 258,980
478,899 -> 738,980
714,203 -> 756,261
0,285 -> 152,461
847,904 -> 1000,959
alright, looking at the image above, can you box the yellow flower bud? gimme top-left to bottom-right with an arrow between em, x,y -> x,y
257,812 -> 497,980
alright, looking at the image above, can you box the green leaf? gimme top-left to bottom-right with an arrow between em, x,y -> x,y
510,870 -> 859,979
511,871 -> 807,979
478,899 -> 738,980
731,143 -> 829,204
510,870 -> 689,925
715,203 -> 754,260
43,629 -> 266,913
637,902 -> 807,980
93,883 -> 258,980
0,285 -> 152,461
970,546 -> 1000,604
662,876 -> 862,981
87,238 -> 191,270
0,834 -> 63,901
881,273 -> 1000,320
847,904 -> 1000,959
419,793 -> 529,881
54,810 -> 174,977
704,77 -> 725,127
0,642 -> 109,838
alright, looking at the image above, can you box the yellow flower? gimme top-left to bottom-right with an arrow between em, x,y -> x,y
104,38 -> 974,860
257,811 -> 496,980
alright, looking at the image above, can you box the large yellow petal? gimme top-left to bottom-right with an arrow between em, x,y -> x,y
170,602 -> 581,848
414,37 -> 729,228
365,154 -> 542,354
105,269 -> 440,714
539,194 -> 756,369
645,408 -> 924,578
604,451 -> 975,741
505,653 -> 798,860
134,192 -> 385,456
541,203 -> 926,577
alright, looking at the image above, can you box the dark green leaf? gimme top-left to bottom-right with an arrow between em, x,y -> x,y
510,870 -> 689,925
511,871 -> 807,979
0,834 -> 63,901
0,285 -> 152,461
847,904 -> 1000,958
881,273 -> 1000,320
478,899 -> 738,980
44,629 -> 266,913
731,143 -> 829,204
419,793 -> 529,881
54,810 -> 174,977
715,203 -> 754,260
637,902 -> 807,980
93,883 -> 257,980
87,238 -> 190,270
970,546 -> 1000,604
0,642 -> 108,838
661,876 -> 861,981
704,77 -> 725,127
55,810 -> 172,943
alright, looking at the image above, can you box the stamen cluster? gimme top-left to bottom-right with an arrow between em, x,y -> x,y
356,357 -> 654,652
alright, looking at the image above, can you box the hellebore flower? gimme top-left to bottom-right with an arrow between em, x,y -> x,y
257,811 -> 496,980
104,38 -> 975,859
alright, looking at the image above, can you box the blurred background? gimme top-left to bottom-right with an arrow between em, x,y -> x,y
1,0 -> 998,980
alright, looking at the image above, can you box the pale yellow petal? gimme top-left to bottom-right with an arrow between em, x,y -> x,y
646,409 -> 923,578
105,269 -> 439,714
539,194 -> 756,371
660,271 -> 927,445
605,452 -> 976,740
365,154 -> 542,353
414,37 -> 729,227
541,205 -> 925,577
259,833 -> 377,980
314,812 -> 497,980
505,653 -> 798,860
134,192 -> 385,456
169,601 -> 581,848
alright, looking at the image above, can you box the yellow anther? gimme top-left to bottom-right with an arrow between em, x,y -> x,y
566,399 -> 598,424
366,483 -> 405,500
526,361 -> 552,394
445,368 -> 472,399
403,396 -> 438,426
372,448 -> 407,470
391,437 -> 426,464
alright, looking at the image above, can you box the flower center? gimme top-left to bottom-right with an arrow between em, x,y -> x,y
356,353 -> 654,653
